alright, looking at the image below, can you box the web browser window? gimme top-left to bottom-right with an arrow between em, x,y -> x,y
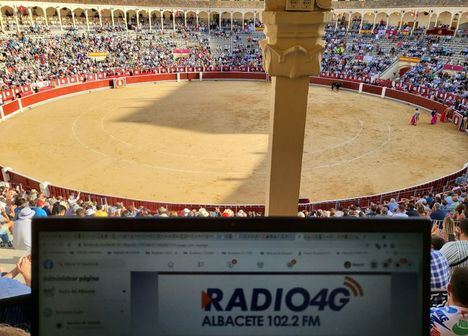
37,230 -> 425,336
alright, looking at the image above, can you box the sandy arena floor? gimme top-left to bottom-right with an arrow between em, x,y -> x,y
0,81 -> 466,204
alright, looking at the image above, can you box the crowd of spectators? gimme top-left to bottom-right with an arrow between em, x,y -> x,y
1,19 -> 466,103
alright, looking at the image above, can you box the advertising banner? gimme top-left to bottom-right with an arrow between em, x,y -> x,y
157,273 -> 391,336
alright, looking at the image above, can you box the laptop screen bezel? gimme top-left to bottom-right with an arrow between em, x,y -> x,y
32,217 -> 431,335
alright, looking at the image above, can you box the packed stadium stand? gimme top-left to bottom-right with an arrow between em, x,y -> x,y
0,0 -> 467,335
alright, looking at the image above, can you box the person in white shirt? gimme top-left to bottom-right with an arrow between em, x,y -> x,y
13,207 -> 35,251
430,267 -> 468,335
441,219 -> 468,268
392,204 -> 409,218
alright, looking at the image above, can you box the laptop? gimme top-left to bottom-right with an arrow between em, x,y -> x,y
32,217 -> 430,336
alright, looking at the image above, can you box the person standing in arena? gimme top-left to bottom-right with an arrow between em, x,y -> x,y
431,109 -> 438,125
410,109 -> 421,126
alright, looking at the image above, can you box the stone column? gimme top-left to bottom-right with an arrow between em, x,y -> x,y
85,10 -> 90,32
57,8 -> 63,32
149,11 -> 152,31
14,8 -> 21,32
99,11 -> 102,27
72,10 -> 76,27
0,11 -> 5,32
184,12 -> 187,27
173,11 -> 176,31
160,11 -> 164,32
230,12 -> 233,31
28,8 -> 33,27
111,10 -> 114,27
260,0 -> 331,216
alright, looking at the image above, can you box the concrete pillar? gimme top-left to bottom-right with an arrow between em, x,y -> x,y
0,12 -> 5,32
40,181 -> 50,197
173,11 -> 176,31
14,9 -> 21,32
454,13 -> 461,36
398,12 -> 403,30
196,13 -> 199,28
72,10 -> 76,27
381,87 -> 387,98
219,12 -> 222,29
28,8 -> 33,27
184,12 -> 187,27
242,13 -> 245,31
161,11 -> 164,32
136,11 -> 140,27
85,11 -> 90,32
99,11 -> 102,27
1,167 -> 12,183
347,14 -> 352,31
149,11 -> 152,31
123,10 -> 128,30
44,9 -> 49,26
259,3 -> 330,216
57,8 -> 63,31
208,12 -> 210,33
434,13 -> 440,28
411,11 -> 418,35
254,11 -> 257,28
334,16 -> 338,30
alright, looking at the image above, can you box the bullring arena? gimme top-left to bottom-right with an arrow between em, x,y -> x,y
0,75 -> 466,204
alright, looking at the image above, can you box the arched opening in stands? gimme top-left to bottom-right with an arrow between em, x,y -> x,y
362,12 -> 374,29
45,7 -> 59,27
1,5 -> 16,31
138,9 -> 149,28
388,12 -> 401,28
162,10 -> 173,29
221,11 -> 231,30
197,11 -> 208,29
16,5 -> 30,27
113,9 -> 125,27
232,12 -> 242,30
100,9 -> 112,26
60,7 -> 72,28
244,12 -> 254,31
349,12 -> 362,31
30,7 -> 46,26
416,11 -> 431,30
186,11 -> 196,27
437,11 -> 452,29
401,11 -> 415,30
459,12 -> 468,32
174,10 -> 184,27
86,8 -> 100,26
73,8 -> 86,26
375,12 -> 387,28
150,10 -> 161,30
429,13 -> 438,29
338,12 -> 349,29
126,9 -> 137,27
209,11 -> 219,30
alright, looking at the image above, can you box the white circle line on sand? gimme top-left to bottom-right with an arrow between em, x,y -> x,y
73,113 -> 251,176
100,113 -> 364,161
307,124 -> 392,170
76,110 -> 390,175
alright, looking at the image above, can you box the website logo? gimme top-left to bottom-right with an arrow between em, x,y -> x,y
201,278 -> 363,312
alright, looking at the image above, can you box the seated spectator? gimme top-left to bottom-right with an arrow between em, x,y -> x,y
12,208 -> 34,251
431,236 -> 450,290
430,267 -> 468,335
441,219 -> 468,268
430,203 -> 446,221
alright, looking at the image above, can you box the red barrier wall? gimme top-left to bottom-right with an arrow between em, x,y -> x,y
203,72 -> 267,80
0,72 -> 466,213
385,89 -> 447,114
21,80 -> 112,108
3,100 -> 20,116
363,84 -> 383,95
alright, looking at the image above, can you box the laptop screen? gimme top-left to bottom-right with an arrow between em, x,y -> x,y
34,219 -> 429,336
